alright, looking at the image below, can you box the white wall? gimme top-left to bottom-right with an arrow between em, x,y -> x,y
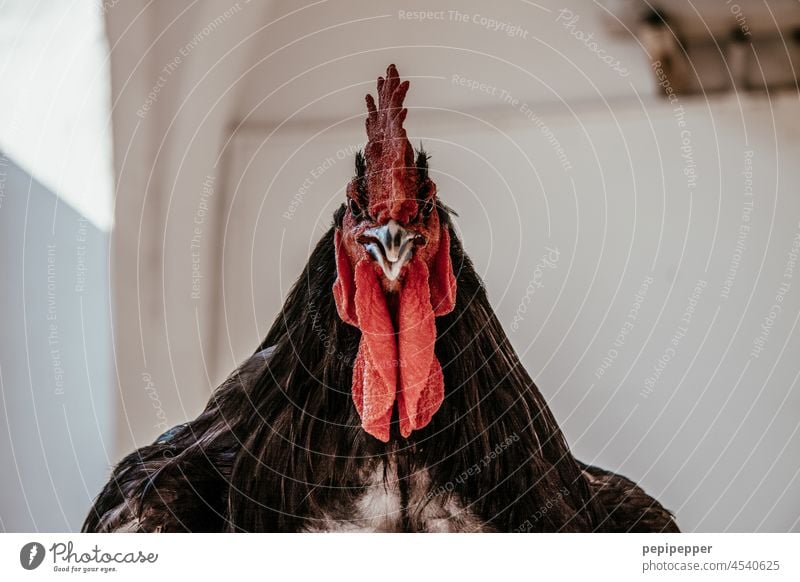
0,0 -> 114,532
105,0 -> 276,459
0,155 -> 112,532
214,92 -> 800,532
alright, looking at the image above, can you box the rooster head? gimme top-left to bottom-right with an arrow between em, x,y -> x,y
333,64 -> 457,442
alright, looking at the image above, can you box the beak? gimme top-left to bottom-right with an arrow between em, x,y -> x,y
358,220 -> 419,281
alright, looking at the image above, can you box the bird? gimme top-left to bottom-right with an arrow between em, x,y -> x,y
83,64 -> 679,533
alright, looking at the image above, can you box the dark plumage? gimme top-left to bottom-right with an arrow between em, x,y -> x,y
83,205 -> 678,533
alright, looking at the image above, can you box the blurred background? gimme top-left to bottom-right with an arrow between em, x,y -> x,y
1,0 -> 799,532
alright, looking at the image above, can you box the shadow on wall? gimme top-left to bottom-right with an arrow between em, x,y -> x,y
0,151 -> 112,532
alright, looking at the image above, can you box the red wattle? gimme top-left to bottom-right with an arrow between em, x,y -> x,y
332,227 -> 457,441
350,261 -> 397,442
397,259 -> 442,437
429,227 -> 457,316
333,231 -> 357,326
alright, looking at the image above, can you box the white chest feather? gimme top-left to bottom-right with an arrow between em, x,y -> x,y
303,462 -> 489,532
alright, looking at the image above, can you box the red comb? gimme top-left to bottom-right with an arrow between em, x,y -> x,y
362,64 -> 417,224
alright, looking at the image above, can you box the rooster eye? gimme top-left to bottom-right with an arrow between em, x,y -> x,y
348,197 -> 363,219
420,197 -> 434,220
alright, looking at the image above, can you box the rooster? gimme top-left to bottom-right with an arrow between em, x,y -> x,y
84,65 -> 678,533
